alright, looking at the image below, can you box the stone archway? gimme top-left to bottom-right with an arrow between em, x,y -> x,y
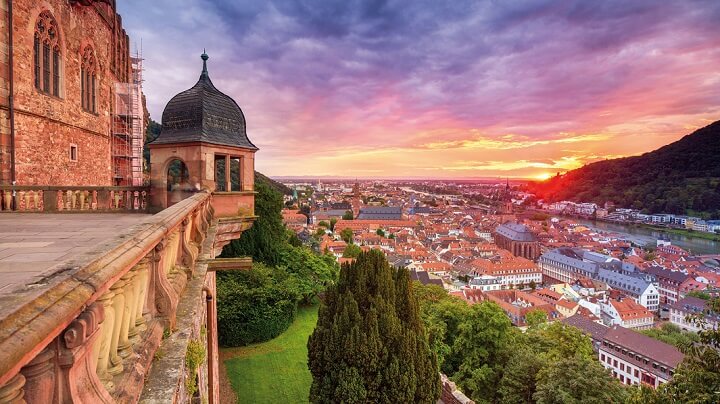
167,158 -> 189,207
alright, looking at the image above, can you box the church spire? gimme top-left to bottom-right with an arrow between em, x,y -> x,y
200,50 -> 209,78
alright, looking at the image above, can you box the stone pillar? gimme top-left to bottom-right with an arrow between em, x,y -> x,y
108,279 -> 127,373
0,373 -> 25,404
57,303 -> 113,403
127,266 -> 141,342
151,240 -> 179,329
134,259 -> 150,333
224,155 -> 231,192
117,271 -> 136,358
20,348 -> 55,403
95,291 -> 116,384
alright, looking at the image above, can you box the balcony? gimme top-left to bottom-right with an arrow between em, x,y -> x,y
0,190 -> 254,403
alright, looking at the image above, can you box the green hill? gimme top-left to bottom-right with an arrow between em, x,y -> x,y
531,120 -> 720,218
256,171 -> 293,196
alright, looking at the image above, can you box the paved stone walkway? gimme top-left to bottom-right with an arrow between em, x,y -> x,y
0,213 -> 152,293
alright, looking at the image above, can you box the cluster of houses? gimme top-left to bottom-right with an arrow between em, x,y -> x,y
280,180 -> 720,390
541,200 -> 720,233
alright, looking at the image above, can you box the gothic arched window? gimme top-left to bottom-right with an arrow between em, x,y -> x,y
34,11 -> 61,97
81,46 -> 97,113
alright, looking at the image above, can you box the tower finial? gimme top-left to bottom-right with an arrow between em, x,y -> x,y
201,50 -> 209,77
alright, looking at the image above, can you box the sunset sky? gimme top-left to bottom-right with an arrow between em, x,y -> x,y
118,0 -> 720,179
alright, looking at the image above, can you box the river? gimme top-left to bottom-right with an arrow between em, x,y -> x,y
571,219 -> 720,255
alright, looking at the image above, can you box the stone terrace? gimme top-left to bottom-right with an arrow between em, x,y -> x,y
0,213 -> 152,293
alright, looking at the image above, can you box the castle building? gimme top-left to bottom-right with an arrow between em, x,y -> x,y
0,2 -> 258,398
0,0 -> 144,188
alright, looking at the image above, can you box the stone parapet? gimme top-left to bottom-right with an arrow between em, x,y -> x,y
0,185 -> 149,212
0,191 -> 229,403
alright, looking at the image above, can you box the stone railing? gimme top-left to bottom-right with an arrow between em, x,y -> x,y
0,186 -> 149,212
0,191 -> 219,403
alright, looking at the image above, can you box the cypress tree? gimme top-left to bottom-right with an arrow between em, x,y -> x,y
307,250 -> 440,403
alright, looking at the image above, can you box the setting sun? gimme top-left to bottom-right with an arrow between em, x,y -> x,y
534,172 -> 553,181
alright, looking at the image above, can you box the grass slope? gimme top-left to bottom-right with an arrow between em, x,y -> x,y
223,304 -> 318,404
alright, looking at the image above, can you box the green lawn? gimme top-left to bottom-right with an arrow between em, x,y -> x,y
223,304 -> 318,404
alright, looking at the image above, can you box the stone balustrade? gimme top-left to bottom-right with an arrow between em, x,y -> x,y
0,186 -> 149,212
0,191 -> 237,403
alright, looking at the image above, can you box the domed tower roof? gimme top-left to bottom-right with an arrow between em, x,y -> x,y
152,52 -> 258,150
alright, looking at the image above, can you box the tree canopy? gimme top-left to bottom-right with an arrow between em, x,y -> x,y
342,243 -> 362,258
218,175 -> 338,346
340,227 -> 354,244
412,283 -> 630,403
221,179 -> 285,266
308,251 -> 440,403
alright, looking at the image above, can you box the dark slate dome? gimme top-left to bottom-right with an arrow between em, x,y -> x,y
152,53 -> 257,150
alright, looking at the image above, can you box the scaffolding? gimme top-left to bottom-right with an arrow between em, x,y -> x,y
112,51 -> 145,186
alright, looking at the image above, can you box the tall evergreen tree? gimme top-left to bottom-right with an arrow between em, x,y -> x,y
307,250 -> 440,403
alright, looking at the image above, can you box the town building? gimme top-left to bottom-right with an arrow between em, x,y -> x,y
669,296 -> 720,332
596,269 -> 659,312
468,275 -> 502,292
645,267 -> 688,304
539,248 -> 659,311
599,326 -> 683,388
494,222 -> 540,260
0,0 -> 145,189
561,314 -> 608,351
467,254 -> 542,289
356,206 -> 403,220
601,298 -> 654,329
409,269 -> 444,287
481,289 -> 562,327
563,316 -> 684,388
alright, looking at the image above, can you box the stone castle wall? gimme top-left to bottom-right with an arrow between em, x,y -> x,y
440,373 -> 475,404
0,0 -> 130,186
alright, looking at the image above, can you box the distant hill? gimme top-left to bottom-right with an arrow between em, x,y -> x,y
256,171 -> 293,196
531,120 -> 720,218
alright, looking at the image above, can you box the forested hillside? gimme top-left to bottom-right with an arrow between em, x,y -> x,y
532,120 -> 720,218
256,171 -> 293,196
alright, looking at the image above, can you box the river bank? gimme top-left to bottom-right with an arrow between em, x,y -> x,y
641,224 -> 720,242
559,216 -> 720,255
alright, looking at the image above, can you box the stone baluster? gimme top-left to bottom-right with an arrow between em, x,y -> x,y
20,348 -> 55,403
134,259 -> 150,334
108,279 -> 128,373
32,191 -> 40,211
17,191 -> 25,211
114,191 -> 122,210
117,270 -> 137,358
68,190 -> 76,210
0,373 -> 25,404
179,217 -> 199,277
94,291 -> 116,386
58,303 -> 113,403
150,240 -> 180,329
79,191 -> 87,210
2,190 -> 11,211
126,266 -> 141,342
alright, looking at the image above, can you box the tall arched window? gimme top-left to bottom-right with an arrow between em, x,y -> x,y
34,11 -> 61,97
81,46 -> 96,113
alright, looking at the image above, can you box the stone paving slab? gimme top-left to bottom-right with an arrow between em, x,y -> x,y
0,213 -> 152,293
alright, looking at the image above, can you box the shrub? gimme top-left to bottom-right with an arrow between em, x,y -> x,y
217,263 -> 300,347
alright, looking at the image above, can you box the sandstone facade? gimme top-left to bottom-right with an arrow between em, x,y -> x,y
0,0 -> 131,186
